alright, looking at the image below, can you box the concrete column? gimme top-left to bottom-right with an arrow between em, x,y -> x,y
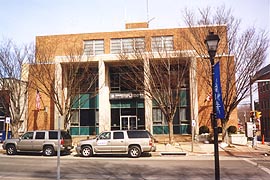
54,61 -> 64,129
144,55 -> 153,134
189,57 -> 199,135
98,59 -> 111,132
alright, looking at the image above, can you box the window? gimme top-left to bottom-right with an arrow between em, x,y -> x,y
109,66 -> 144,92
179,108 -> 187,121
127,130 -> 149,138
151,36 -> 173,52
110,37 -> 145,54
113,132 -> 124,139
70,110 -> 79,126
35,132 -> 45,139
49,131 -> 58,139
152,108 -> 166,124
265,81 -> 269,91
61,131 -> 72,139
22,132 -> 34,139
84,39 -> 104,55
99,132 -> 111,139
80,109 -> 95,126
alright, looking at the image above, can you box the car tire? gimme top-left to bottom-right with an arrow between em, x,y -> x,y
128,145 -> 141,158
6,144 -> 17,155
43,146 -> 55,156
81,146 -> 93,157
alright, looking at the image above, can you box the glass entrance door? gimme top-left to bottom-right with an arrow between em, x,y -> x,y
120,116 -> 137,130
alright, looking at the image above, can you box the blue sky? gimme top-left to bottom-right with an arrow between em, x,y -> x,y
0,0 -> 269,44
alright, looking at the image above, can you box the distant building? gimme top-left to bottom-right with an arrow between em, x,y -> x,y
256,64 -> 270,140
26,22 -> 238,137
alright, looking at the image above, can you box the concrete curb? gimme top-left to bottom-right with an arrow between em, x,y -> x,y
160,151 -> 187,156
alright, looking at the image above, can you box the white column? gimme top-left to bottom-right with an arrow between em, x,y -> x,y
98,59 -> 111,132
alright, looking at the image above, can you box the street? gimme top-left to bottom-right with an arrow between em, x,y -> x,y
0,153 -> 270,180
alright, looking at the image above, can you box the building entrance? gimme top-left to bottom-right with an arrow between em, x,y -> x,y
120,116 -> 137,130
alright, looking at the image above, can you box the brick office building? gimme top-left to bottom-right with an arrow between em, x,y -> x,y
256,64 -> 270,140
26,22 -> 238,137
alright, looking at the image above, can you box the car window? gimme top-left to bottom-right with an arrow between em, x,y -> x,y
61,131 -> 71,139
21,132 -> 34,139
113,132 -> 124,139
99,132 -> 111,140
127,131 -> 149,138
49,131 -> 58,139
35,132 -> 45,139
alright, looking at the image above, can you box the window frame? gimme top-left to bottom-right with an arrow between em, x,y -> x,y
110,37 -> 145,54
151,35 -> 174,52
83,39 -> 104,56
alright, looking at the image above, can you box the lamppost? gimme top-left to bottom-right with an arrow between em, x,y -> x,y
205,31 -> 220,180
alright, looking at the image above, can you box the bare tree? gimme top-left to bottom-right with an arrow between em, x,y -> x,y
237,104 -> 250,131
182,5 -> 269,140
29,38 -> 99,130
0,39 -> 34,137
117,46 -> 190,143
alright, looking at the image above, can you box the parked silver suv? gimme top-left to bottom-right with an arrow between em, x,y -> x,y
2,130 -> 73,156
76,130 -> 156,158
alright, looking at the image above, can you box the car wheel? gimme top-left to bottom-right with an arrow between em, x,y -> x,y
128,146 -> 141,158
43,146 -> 55,156
81,146 -> 93,157
6,144 -> 17,155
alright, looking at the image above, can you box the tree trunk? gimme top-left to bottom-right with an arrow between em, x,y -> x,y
168,120 -> 174,144
222,121 -> 228,143
11,124 -> 19,138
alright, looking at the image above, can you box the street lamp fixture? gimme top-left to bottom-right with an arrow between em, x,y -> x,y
205,32 -> 220,62
205,31 -> 220,180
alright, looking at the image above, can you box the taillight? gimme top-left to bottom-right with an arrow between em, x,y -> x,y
149,140 -> 153,146
61,138 -> 64,145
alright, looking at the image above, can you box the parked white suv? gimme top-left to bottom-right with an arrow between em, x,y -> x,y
76,130 -> 156,158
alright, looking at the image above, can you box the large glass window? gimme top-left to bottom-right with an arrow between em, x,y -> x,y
151,36 -> 173,52
83,39 -> 104,55
110,37 -> 145,54
109,66 -> 143,92
152,108 -> 166,125
79,109 -> 96,126
70,93 -> 99,136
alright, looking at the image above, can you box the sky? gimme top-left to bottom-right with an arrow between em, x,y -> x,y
0,0 -> 269,45
0,0 -> 268,104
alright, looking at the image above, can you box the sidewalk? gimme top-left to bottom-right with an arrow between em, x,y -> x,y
153,141 -> 270,157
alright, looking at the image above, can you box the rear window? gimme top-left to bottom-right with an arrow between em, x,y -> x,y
127,130 -> 150,138
49,131 -> 58,139
49,131 -> 71,140
61,131 -> 72,139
